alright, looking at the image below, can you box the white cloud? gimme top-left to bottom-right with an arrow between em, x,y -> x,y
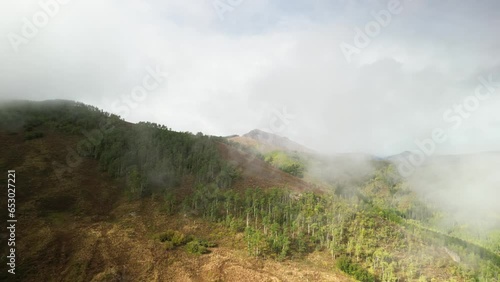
1,0 -> 499,155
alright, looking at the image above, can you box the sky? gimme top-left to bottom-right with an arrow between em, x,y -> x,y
1,0 -> 500,156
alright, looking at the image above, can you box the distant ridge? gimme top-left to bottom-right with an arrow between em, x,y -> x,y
229,129 -> 313,153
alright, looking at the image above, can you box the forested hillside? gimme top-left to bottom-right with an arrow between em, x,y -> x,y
0,100 -> 237,196
0,100 -> 499,281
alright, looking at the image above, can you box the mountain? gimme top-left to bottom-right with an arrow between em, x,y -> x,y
0,100 -> 499,282
0,100 -> 341,281
229,129 -> 313,154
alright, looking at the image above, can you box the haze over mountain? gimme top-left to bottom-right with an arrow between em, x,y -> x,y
2,1 -> 500,155
230,129 -> 314,154
232,126 -> 500,234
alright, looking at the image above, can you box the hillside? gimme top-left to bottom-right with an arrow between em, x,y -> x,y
229,130 -> 378,189
217,142 -> 318,192
0,101 -> 499,281
0,101 -> 349,281
228,130 -> 313,180
0,129 -> 350,281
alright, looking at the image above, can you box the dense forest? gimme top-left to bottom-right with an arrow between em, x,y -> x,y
0,100 -> 238,199
1,100 -> 499,281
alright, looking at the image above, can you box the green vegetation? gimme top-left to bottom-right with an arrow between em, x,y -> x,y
0,100 -> 238,200
176,175 -> 500,280
264,151 -> 306,178
158,230 -> 188,246
162,157 -> 496,280
336,256 -> 376,282
186,241 -> 209,255
156,230 -> 215,254
164,241 -> 175,250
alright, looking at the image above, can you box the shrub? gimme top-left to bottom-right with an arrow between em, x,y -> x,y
185,234 -> 196,243
198,239 -> 217,248
336,256 -> 376,282
171,231 -> 187,246
280,163 -> 305,178
158,230 -> 188,246
164,241 -> 175,250
186,241 -> 208,255
228,217 -> 245,233
158,230 -> 176,242
158,230 -> 198,251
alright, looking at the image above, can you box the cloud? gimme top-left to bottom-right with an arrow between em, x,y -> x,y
406,153 -> 500,230
1,0 -> 499,155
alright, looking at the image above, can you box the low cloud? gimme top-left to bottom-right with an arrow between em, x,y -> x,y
1,0 -> 500,156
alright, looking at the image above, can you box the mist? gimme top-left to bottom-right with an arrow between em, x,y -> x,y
403,153 -> 500,232
1,0 -> 500,156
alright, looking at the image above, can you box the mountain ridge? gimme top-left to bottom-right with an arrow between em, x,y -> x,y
229,129 -> 313,154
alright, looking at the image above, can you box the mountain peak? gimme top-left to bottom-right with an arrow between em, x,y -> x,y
244,129 -> 286,139
237,129 -> 312,153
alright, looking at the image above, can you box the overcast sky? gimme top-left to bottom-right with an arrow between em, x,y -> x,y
1,0 -> 499,156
